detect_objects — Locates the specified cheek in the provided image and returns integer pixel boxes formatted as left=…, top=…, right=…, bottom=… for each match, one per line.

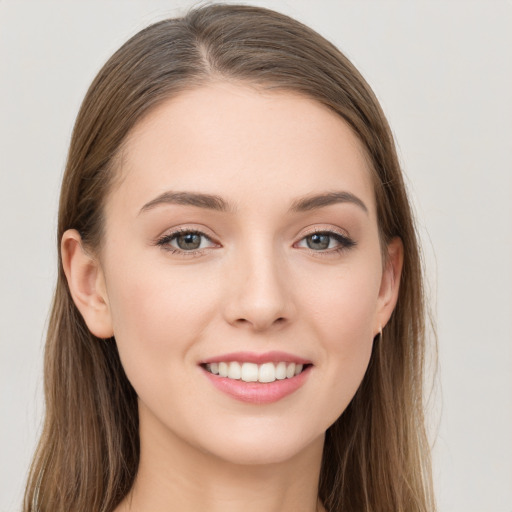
left=300, top=262, right=381, bottom=414
left=104, top=257, right=218, bottom=377
left=304, top=259, right=380, bottom=344
left=322, top=290, right=376, bottom=375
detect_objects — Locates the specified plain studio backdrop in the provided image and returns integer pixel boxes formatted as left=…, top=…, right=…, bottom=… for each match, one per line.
left=1, top=1, right=511, bottom=511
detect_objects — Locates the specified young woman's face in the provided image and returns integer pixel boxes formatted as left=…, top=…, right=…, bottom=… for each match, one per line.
left=89, top=83, right=400, bottom=465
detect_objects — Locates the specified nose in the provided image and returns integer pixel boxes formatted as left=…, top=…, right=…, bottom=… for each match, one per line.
left=222, top=245, right=295, bottom=332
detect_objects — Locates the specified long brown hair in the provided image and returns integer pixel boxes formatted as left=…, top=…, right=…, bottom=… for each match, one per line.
left=24, top=4, right=435, bottom=511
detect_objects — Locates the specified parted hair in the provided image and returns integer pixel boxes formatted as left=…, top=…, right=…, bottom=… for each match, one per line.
left=24, top=4, right=435, bottom=512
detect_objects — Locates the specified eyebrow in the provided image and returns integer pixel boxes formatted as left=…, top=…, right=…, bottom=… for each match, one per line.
left=139, top=191, right=233, bottom=214
left=289, top=191, right=368, bottom=214
left=139, top=190, right=368, bottom=215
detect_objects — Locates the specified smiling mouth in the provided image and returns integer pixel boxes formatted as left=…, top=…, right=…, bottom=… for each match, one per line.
left=202, top=361, right=311, bottom=384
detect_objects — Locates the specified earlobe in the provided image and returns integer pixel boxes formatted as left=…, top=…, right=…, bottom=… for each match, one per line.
left=375, top=237, right=404, bottom=334
left=61, top=229, right=114, bottom=338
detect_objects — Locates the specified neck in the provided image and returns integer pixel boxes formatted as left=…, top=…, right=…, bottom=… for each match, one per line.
left=116, top=407, right=326, bottom=512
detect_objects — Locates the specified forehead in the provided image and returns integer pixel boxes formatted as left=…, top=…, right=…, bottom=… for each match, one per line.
left=110, top=82, right=375, bottom=218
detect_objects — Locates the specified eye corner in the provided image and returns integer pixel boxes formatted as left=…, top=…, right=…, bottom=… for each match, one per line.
left=294, top=228, right=356, bottom=255
left=154, top=227, right=220, bottom=256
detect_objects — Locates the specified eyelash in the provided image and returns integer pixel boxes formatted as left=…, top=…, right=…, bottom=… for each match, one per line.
left=297, top=230, right=356, bottom=256
left=155, top=228, right=217, bottom=257
left=155, top=228, right=356, bottom=257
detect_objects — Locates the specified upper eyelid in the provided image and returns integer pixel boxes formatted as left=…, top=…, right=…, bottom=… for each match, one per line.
left=161, top=226, right=349, bottom=239
left=157, top=226, right=217, bottom=241
left=155, top=226, right=353, bottom=248
left=295, top=230, right=352, bottom=250
left=295, top=230, right=353, bottom=247
left=154, top=229, right=217, bottom=252
left=298, top=225, right=351, bottom=238
left=295, top=226, right=356, bottom=247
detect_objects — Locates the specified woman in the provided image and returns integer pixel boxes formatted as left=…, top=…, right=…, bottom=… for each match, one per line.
left=23, top=4, right=435, bottom=512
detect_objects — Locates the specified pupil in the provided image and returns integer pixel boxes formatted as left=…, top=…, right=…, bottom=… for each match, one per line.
left=307, top=233, right=330, bottom=250
left=178, top=233, right=201, bottom=250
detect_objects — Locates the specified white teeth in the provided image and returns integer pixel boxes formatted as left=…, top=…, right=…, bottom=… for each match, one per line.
left=227, top=361, right=241, bottom=380
left=205, top=361, right=306, bottom=383
left=258, top=362, right=275, bottom=383
left=241, top=362, right=259, bottom=382
left=286, top=363, right=296, bottom=379
left=275, top=361, right=287, bottom=380
left=218, top=362, right=229, bottom=377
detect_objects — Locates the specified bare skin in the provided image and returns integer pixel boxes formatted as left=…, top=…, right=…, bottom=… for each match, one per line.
left=62, top=82, right=402, bottom=512
left=118, top=408, right=327, bottom=512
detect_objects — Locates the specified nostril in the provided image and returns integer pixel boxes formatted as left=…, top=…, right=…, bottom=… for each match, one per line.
left=233, top=316, right=286, bottom=328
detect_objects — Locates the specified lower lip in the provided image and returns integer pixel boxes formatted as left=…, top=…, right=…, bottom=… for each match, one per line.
left=201, top=365, right=312, bottom=404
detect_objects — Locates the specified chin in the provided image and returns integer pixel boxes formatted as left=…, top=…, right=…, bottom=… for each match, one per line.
left=197, top=428, right=325, bottom=467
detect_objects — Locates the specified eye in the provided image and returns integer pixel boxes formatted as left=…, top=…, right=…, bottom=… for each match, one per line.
left=156, top=229, right=217, bottom=253
left=296, top=231, right=355, bottom=252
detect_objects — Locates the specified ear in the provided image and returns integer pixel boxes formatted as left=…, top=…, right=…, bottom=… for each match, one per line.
left=61, top=229, right=114, bottom=338
left=374, top=237, right=404, bottom=335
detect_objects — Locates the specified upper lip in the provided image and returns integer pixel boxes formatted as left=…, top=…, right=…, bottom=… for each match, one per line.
left=200, top=351, right=312, bottom=365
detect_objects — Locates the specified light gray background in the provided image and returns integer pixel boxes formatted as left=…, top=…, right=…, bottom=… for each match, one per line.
left=1, top=1, right=511, bottom=511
